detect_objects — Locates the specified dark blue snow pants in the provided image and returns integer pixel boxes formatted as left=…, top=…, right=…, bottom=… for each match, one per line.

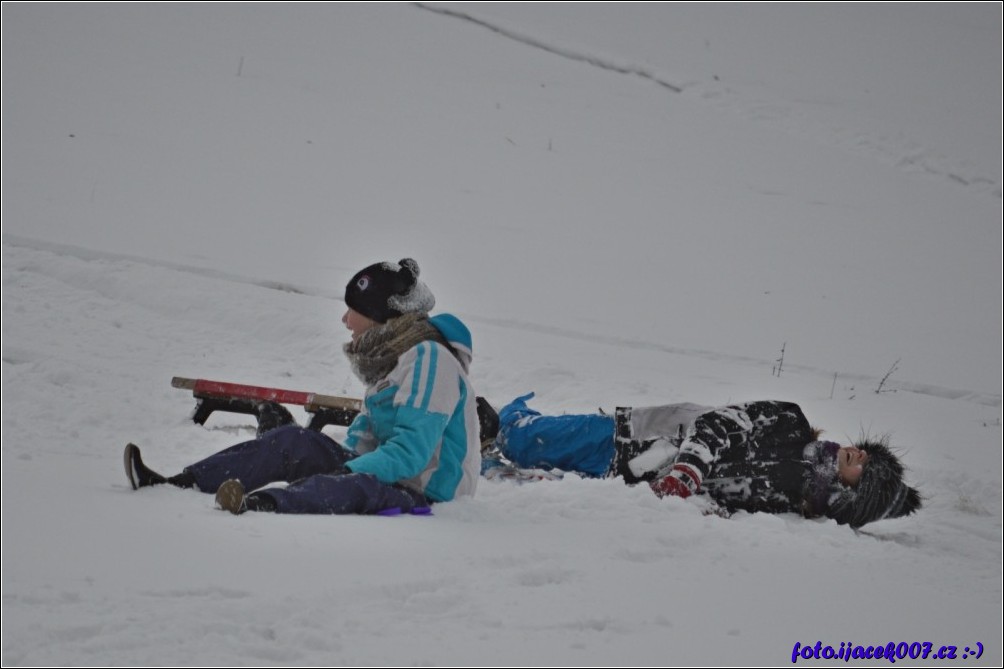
left=183, top=425, right=427, bottom=515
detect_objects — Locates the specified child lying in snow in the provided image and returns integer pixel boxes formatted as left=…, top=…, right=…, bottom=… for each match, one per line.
left=481, top=393, right=921, bottom=528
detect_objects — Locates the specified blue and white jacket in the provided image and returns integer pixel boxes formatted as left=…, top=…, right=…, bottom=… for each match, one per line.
left=344, top=314, right=480, bottom=502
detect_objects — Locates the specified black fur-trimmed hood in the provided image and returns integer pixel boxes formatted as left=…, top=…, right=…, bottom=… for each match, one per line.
left=826, top=439, right=922, bottom=528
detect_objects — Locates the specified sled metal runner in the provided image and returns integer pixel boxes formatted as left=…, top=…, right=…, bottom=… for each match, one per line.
left=171, top=376, right=361, bottom=432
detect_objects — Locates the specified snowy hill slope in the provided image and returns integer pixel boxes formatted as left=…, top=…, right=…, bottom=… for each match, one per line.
left=2, top=3, right=1001, bottom=665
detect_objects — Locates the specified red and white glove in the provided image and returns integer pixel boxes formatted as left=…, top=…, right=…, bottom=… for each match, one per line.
left=651, top=464, right=702, bottom=499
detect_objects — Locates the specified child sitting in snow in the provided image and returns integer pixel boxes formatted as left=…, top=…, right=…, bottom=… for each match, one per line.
left=124, top=258, right=481, bottom=516
left=481, top=393, right=921, bottom=528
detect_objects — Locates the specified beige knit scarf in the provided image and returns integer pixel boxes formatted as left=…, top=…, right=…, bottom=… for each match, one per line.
left=343, top=313, right=450, bottom=387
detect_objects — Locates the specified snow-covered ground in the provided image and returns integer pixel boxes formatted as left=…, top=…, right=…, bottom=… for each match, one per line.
left=2, top=3, right=1000, bottom=665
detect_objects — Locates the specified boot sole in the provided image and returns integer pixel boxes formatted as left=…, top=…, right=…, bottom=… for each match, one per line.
left=123, top=443, right=140, bottom=490
left=215, top=479, right=246, bottom=515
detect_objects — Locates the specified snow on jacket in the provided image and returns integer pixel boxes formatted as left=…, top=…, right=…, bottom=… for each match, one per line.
left=622, top=400, right=817, bottom=515
left=344, top=314, right=480, bottom=502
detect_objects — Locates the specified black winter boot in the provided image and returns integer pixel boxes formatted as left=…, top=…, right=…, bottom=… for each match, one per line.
left=255, top=401, right=297, bottom=437
left=215, top=479, right=277, bottom=514
left=606, top=408, right=658, bottom=484
left=215, top=479, right=247, bottom=514
left=476, top=396, right=500, bottom=443
left=123, top=443, right=168, bottom=490
left=166, top=470, right=197, bottom=489
left=246, top=492, right=278, bottom=513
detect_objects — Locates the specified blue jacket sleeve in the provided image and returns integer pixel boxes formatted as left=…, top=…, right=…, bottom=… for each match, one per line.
left=346, top=405, right=448, bottom=484
left=343, top=412, right=375, bottom=453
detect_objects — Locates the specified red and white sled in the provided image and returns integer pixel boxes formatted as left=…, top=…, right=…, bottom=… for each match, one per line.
left=171, top=376, right=362, bottom=432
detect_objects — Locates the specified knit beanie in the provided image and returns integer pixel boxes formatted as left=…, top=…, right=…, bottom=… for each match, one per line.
left=826, top=439, right=922, bottom=528
left=344, top=258, right=435, bottom=324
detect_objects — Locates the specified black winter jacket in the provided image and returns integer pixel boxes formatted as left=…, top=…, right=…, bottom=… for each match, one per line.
left=615, top=401, right=817, bottom=515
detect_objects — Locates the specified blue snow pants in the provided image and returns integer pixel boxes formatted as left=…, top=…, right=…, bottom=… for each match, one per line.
left=183, top=425, right=428, bottom=515
left=496, top=393, right=616, bottom=477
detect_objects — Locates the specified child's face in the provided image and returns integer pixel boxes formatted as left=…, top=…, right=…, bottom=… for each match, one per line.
left=343, top=308, right=378, bottom=341
left=836, top=446, right=869, bottom=487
